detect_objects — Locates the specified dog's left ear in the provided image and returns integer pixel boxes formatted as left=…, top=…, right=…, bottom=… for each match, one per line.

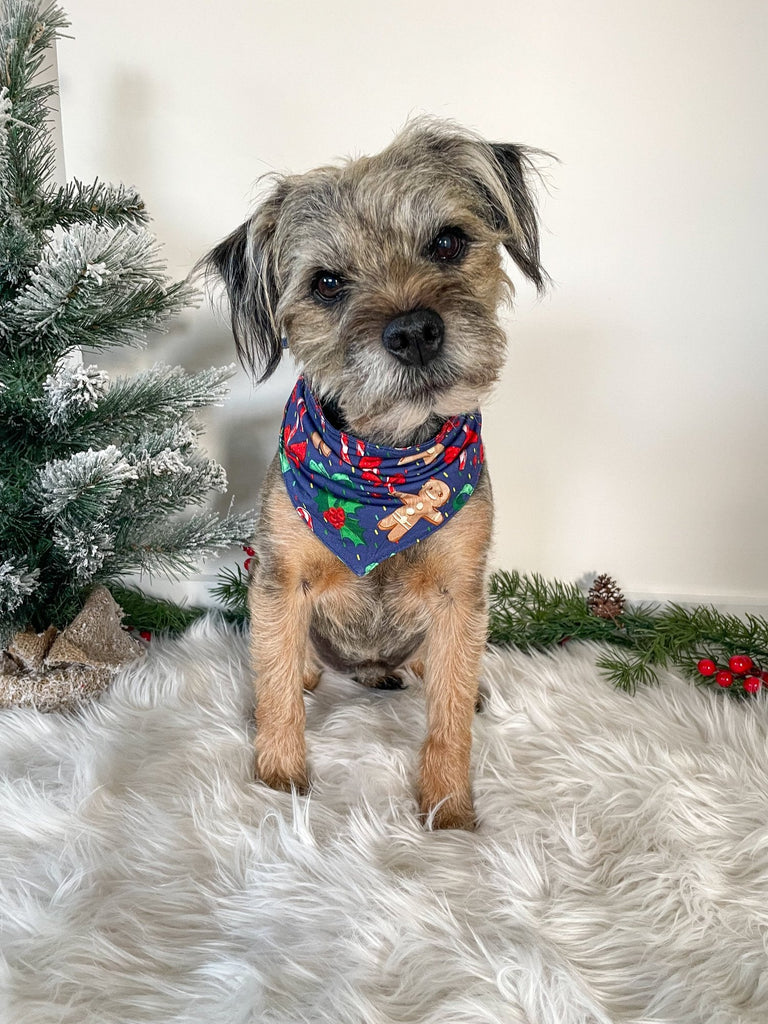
left=408, top=122, right=548, bottom=289
left=485, top=143, right=547, bottom=293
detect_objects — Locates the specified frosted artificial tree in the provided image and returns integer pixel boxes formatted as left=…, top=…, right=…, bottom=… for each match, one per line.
left=0, top=0, right=252, bottom=667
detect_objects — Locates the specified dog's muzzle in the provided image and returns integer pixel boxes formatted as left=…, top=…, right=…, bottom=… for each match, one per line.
left=382, top=308, right=444, bottom=367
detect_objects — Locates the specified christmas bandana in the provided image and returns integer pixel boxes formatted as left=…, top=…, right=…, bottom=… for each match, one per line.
left=279, top=377, right=484, bottom=576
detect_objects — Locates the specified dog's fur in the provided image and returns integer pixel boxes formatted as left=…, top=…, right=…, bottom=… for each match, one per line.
left=205, top=119, right=546, bottom=829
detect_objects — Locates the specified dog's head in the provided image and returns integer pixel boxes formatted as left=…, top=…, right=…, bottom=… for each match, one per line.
left=204, top=119, right=546, bottom=445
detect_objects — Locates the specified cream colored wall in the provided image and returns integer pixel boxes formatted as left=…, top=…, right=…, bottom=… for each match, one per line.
left=56, top=0, right=768, bottom=605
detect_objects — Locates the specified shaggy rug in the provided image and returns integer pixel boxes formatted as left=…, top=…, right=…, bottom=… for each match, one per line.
left=1, top=619, right=767, bottom=1024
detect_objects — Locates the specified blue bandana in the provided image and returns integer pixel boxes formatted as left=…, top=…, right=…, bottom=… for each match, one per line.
left=279, top=377, right=484, bottom=576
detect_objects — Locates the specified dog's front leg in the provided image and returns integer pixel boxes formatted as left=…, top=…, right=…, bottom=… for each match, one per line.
left=419, top=589, right=486, bottom=831
left=249, top=573, right=311, bottom=792
left=416, top=493, right=492, bottom=831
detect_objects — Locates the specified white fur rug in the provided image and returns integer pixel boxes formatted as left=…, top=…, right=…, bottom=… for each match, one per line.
left=1, top=619, right=768, bottom=1024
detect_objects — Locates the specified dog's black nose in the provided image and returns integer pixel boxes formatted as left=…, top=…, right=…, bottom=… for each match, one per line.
left=381, top=308, right=444, bottom=366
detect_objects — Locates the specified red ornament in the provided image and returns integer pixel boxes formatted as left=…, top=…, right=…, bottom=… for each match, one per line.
left=744, top=676, right=761, bottom=694
left=323, top=506, right=346, bottom=529
left=697, top=659, right=717, bottom=677
left=728, top=655, right=753, bottom=674
left=716, top=670, right=734, bottom=688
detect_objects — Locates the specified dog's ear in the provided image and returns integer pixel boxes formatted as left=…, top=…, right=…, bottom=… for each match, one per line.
left=483, top=143, right=548, bottom=293
left=202, top=182, right=288, bottom=382
left=403, top=121, right=549, bottom=292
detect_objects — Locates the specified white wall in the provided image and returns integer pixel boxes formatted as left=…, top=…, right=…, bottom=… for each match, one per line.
left=56, top=0, right=768, bottom=605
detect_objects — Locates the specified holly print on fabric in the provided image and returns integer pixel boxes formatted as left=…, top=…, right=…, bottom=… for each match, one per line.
left=279, top=377, right=484, bottom=576
left=315, top=488, right=365, bottom=547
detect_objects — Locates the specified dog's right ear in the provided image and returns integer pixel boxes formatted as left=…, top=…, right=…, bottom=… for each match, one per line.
left=201, top=183, right=288, bottom=383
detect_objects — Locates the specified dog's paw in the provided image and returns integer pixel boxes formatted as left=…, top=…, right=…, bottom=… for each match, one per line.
left=257, top=765, right=310, bottom=795
left=256, top=751, right=309, bottom=795
left=302, top=668, right=321, bottom=692
left=374, top=674, right=407, bottom=690
left=420, top=793, right=476, bottom=832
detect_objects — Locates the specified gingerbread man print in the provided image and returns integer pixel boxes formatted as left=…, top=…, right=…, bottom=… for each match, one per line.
left=376, top=478, right=451, bottom=543
left=310, top=430, right=331, bottom=457
left=396, top=442, right=445, bottom=467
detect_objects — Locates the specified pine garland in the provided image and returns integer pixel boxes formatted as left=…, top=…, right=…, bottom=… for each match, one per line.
left=488, top=570, right=768, bottom=695
left=110, top=585, right=208, bottom=636
left=194, top=563, right=768, bottom=696
left=211, top=563, right=250, bottom=625
left=113, top=553, right=768, bottom=700
left=108, top=569, right=250, bottom=636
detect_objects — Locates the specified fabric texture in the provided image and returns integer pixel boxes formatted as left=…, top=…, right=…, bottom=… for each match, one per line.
left=279, top=377, right=484, bottom=574
left=1, top=620, right=767, bottom=1023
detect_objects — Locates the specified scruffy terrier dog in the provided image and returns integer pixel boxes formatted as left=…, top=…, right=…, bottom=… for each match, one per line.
left=206, top=120, right=545, bottom=830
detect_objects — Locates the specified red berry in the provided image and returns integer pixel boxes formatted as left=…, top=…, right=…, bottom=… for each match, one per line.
left=323, top=507, right=346, bottom=529
left=242, top=545, right=256, bottom=557
left=139, top=630, right=152, bottom=642
left=716, top=670, right=733, bottom=688
left=697, top=659, right=717, bottom=677
left=744, top=676, right=761, bottom=694
left=761, top=671, right=768, bottom=683
left=243, top=557, right=253, bottom=571
left=728, top=655, right=753, bottom=674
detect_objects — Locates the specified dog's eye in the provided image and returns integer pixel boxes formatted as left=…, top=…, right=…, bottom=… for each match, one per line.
left=430, top=228, right=467, bottom=263
left=312, top=272, right=345, bottom=303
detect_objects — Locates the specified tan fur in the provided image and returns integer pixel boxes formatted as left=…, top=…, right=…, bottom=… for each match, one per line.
left=248, top=456, right=493, bottom=829
left=204, top=119, right=546, bottom=829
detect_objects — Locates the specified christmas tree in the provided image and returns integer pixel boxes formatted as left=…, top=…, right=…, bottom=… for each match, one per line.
left=0, top=0, right=252, bottom=646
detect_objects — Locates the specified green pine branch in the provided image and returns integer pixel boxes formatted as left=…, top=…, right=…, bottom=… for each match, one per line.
left=35, top=179, right=149, bottom=231
left=107, top=510, right=255, bottom=580
left=488, top=569, right=768, bottom=695
left=0, top=2, right=65, bottom=246
left=114, top=457, right=227, bottom=523
left=0, top=2, right=68, bottom=111
left=61, top=364, right=233, bottom=449
left=487, top=570, right=639, bottom=649
left=7, top=225, right=198, bottom=357
left=109, top=584, right=208, bottom=634
left=0, top=1, right=70, bottom=291
left=211, top=563, right=250, bottom=624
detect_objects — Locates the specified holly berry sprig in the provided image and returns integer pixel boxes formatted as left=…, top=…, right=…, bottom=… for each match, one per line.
left=697, top=654, right=765, bottom=694
left=242, top=545, right=256, bottom=572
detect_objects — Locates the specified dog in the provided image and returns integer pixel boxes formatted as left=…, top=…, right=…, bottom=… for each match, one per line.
left=204, top=119, right=546, bottom=830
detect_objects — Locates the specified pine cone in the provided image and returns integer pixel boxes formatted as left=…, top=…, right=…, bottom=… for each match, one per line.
left=587, top=574, right=625, bottom=619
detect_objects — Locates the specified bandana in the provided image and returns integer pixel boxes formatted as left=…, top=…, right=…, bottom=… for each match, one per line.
left=279, top=376, right=484, bottom=576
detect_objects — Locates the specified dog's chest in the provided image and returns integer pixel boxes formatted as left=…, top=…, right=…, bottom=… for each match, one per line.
left=307, top=551, right=430, bottom=677
left=256, top=454, right=492, bottom=683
